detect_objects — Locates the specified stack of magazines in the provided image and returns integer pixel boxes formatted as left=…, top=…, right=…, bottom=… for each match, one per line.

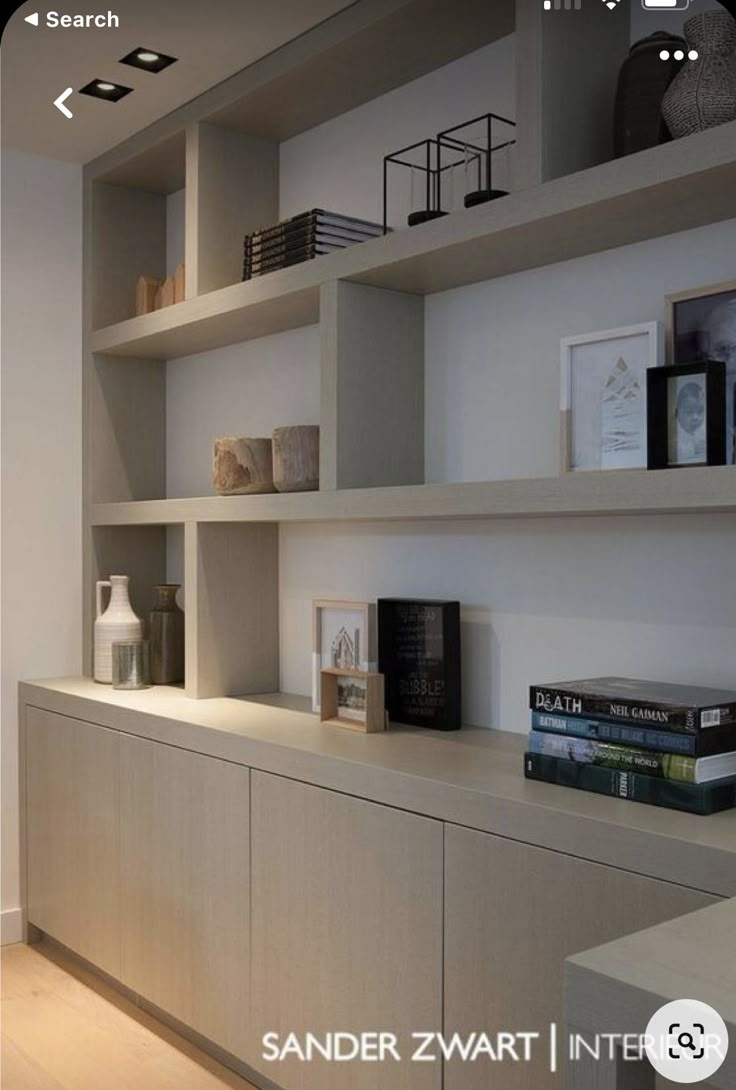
left=524, top=677, right=736, bottom=815
left=243, top=209, right=385, bottom=281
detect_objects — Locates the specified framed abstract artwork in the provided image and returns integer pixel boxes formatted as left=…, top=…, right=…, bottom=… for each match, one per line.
left=560, top=322, right=664, bottom=472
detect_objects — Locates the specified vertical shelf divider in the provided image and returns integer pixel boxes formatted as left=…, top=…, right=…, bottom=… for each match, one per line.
left=184, top=521, right=279, bottom=699
left=320, top=279, right=425, bottom=491
left=186, top=121, right=280, bottom=298
left=514, top=0, right=629, bottom=188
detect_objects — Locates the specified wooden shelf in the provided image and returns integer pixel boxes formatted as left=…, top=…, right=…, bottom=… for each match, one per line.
left=90, top=466, right=736, bottom=527
left=90, top=122, right=736, bottom=361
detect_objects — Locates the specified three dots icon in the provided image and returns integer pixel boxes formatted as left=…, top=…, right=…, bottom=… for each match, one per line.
left=660, top=48, right=699, bottom=60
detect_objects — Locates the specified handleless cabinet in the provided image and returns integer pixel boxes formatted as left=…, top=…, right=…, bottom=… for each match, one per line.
left=249, top=770, right=444, bottom=1090
left=443, top=825, right=718, bottom=1090
left=25, top=706, right=121, bottom=977
left=119, top=735, right=251, bottom=1060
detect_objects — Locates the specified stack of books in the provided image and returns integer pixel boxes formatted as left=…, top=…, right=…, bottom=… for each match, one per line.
left=524, top=677, right=736, bottom=815
left=242, top=209, right=385, bottom=281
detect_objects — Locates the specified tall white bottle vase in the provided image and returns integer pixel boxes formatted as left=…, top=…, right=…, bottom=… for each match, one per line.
left=94, top=575, right=143, bottom=683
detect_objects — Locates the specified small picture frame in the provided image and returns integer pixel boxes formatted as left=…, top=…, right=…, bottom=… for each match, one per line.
left=560, top=322, right=664, bottom=472
left=312, top=600, right=377, bottom=714
left=666, top=280, right=736, bottom=464
left=647, top=361, right=726, bottom=469
left=320, top=668, right=386, bottom=733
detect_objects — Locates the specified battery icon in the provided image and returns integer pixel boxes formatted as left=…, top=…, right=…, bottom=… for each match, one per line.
left=642, top=0, right=690, bottom=9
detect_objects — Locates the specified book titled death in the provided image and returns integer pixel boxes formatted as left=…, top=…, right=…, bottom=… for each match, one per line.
left=378, top=599, right=461, bottom=730
left=524, top=752, right=736, bottom=815
left=530, top=677, right=736, bottom=734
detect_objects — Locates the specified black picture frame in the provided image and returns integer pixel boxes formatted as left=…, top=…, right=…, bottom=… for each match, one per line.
left=378, top=599, right=461, bottom=731
left=647, top=361, right=726, bottom=470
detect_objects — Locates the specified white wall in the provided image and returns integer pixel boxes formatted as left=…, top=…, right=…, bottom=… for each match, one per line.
left=425, top=218, right=736, bottom=482
left=166, top=326, right=320, bottom=499
left=1, top=150, right=83, bottom=944
left=280, top=36, right=516, bottom=225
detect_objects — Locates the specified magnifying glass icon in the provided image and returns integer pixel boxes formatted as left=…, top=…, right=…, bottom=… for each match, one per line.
left=678, top=1032, right=697, bottom=1052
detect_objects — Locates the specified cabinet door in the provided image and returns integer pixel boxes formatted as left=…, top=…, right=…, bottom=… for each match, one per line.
left=25, top=706, right=120, bottom=976
left=119, top=736, right=250, bottom=1060
left=250, top=771, right=443, bottom=1090
left=444, top=825, right=717, bottom=1090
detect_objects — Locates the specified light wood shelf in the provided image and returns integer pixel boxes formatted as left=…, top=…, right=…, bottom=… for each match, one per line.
left=90, top=121, right=736, bottom=361
left=91, top=467, right=736, bottom=526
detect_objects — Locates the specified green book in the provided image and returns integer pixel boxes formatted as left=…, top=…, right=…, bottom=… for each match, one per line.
left=528, top=729, right=736, bottom=784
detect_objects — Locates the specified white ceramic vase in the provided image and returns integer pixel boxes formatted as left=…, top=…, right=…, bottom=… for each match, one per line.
left=94, top=575, right=143, bottom=683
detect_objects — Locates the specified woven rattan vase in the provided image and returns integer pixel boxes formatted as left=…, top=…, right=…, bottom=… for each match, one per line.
left=662, top=11, right=736, bottom=138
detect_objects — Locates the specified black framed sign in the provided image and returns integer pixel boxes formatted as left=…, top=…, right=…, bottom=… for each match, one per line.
left=378, top=599, right=461, bottom=731
left=647, top=361, right=726, bottom=470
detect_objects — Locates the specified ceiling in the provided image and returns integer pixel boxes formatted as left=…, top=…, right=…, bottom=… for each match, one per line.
left=1, top=0, right=353, bottom=164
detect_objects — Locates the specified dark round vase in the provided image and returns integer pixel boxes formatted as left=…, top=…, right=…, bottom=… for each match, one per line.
left=150, top=584, right=184, bottom=685
left=613, top=32, right=686, bottom=157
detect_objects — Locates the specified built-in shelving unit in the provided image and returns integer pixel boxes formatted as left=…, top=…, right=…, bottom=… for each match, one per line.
left=82, top=0, right=736, bottom=702
left=90, top=121, right=736, bottom=361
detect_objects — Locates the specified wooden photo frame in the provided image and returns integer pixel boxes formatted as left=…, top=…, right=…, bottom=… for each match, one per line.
left=560, top=322, right=664, bottom=473
left=320, top=668, right=386, bottom=733
left=666, top=280, right=736, bottom=465
left=647, top=361, right=726, bottom=470
left=312, top=600, right=377, bottom=713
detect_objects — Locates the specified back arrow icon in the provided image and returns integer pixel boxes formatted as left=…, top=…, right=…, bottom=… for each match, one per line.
left=54, top=88, right=73, bottom=119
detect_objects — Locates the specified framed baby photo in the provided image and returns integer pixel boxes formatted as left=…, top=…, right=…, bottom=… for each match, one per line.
left=647, top=361, right=726, bottom=470
left=560, top=322, right=664, bottom=472
left=311, top=600, right=377, bottom=713
left=666, top=280, right=736, bottom=464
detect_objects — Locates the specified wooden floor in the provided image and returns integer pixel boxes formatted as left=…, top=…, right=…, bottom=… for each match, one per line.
left=1, top=942, right=258, bottom=1090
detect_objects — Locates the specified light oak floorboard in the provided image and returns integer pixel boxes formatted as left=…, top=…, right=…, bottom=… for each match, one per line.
left=0, top=943, right=257, bottom=1090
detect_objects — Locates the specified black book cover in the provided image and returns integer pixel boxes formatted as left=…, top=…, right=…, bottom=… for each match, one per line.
left=529, top=677, right=736, bottom=734
left=524, top=751, right=736, bottom=815
left=378, top=599, right=461, bottom=731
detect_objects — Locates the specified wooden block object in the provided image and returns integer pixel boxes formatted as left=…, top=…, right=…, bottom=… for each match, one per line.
left=272, top=425, right=320, bottom=492
left=212, top=437, right=275, bottom=495
left=160, top=276, right=176, bottom=309
left=320, top=668, right=386, bottom=733
left=135, top=275, right=162, bottom=317
left=174, top=264, right=186, bottom=304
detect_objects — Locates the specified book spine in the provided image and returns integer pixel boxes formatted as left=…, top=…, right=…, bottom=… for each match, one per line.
left=524, top=752, right=735, bottom=815
left=530, top=685, right=706, bottom=732
left=527, top=730, right=696, bottom=782
left=243, top=250, right=320, bottom=279
left=247, top=225, right=376, bottom=255
left=247, top=213, right=382, bottom=248
left=530, top=711, right=698, bottom=756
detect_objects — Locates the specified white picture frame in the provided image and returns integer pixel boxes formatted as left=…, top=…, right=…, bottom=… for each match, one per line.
left=560, top=321, right=664, bottom=472
left=311, top=600, right=377, bottom=713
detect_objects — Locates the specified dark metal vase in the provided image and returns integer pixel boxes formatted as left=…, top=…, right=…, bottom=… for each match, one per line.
left=613, top=32, right=685, bottom=158
left=150, top=584, right=184, bottom=685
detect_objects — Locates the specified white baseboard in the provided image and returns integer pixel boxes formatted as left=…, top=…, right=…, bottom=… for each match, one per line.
left=1, top=908, right=23, bottom=946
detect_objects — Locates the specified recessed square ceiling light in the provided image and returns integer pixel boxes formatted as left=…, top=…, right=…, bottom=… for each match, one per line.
left=79, top=79, right=133, bottom=102
left=120, top=47, right=178, bottom=73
